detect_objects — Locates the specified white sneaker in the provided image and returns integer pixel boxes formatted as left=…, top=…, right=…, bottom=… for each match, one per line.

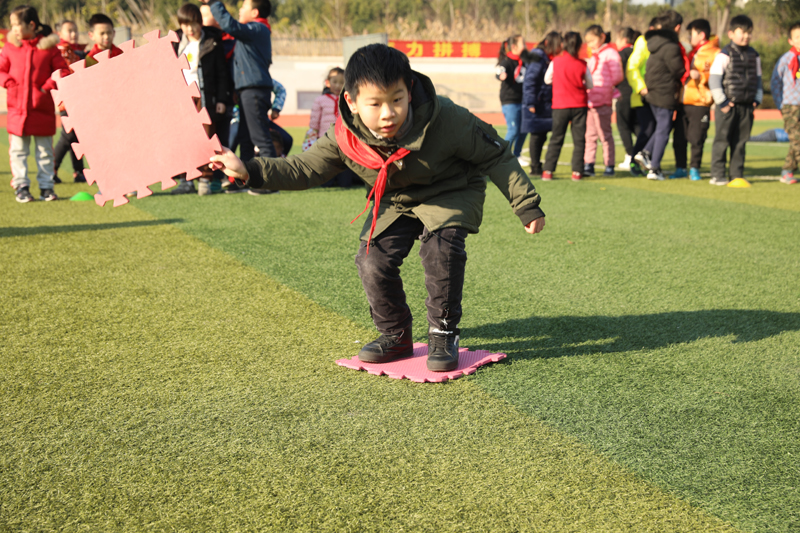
left=634, top=152, right=652, bottom=170
left=646, top=169, right=665, bottom=181
left=709, top=177, right=729, bottom=186
left=617, top=154, right=632, bottom=171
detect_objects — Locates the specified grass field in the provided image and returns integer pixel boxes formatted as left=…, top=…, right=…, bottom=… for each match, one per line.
left=1, top=120, right=798, bottom=532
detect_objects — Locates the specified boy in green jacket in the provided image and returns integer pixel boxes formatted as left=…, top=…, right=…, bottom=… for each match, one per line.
left=211, top=44, right=546, bottom=372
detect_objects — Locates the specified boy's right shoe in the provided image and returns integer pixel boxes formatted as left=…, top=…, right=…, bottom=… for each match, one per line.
left=689, top=168, right=702, bottom=181
left=669, top=168, right=687, bottom=179
left=709, top=177, right=730, bottom=186
left=603, top=166, right=615, bottom=176
left=582, top=163, right=595, bottom=177
left=15, top=186, right=34, bottom=203
left=427, top=327, right=460, bottom=372
left=197, top=178, right=212, bottom=196
left=617, top=154, right=632, bottom=171
left=541, top=171, right=553, bottom=181
left=629, top=161, right=644, bottom=176
left=40, top=188, right=58, bottom=201
left=571, top=171, right=582, bottom=181
left=74, top=171, right=86, bottom=183
left=357, top=328, right=414, bottom=364
left=780, top=170, right=798, bottom=184
left=634, top=151, right=652, bottom=170
left=646, top=169, right=665, bottom=181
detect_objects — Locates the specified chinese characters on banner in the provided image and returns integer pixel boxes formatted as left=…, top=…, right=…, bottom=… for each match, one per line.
left=389, top=40, right=501, bottom=58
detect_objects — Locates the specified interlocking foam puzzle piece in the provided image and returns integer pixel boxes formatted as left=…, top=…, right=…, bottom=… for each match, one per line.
left=51, top=30, right=221, bottom=207
left=336, top=342, right=506, bottom=383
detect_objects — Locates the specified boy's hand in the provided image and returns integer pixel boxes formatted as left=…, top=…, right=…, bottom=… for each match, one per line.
left=216, top=102, right=226, bottom=115
left=270, top=109, right=280, bottom=120
left=209, top=147, right=248, bottom=182
left=720, top=103, right=732, bottom=114
left=528, top=106, right=536, bottom=113
left=524, top=217, right=545, bottom=235
left=640, top=87, right=648, bottom=96
left=689, top=69, right=700, bottom=80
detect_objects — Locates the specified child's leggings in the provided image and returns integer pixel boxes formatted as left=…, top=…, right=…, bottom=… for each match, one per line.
left=584, top=106, right=614, bottom=166
left=544, top=107, right=587, bottom=173
left=9, top=135, right=54, bottom=190
left=781, top=104, right=800, bottom=172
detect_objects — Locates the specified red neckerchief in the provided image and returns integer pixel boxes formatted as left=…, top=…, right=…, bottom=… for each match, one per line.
left=506, top=51, right=523, bottom=79
left=335, top=116, right=410, bottom=253
left=590, top=43, right=608, bottom=74
left=326, top=93, right=339, bottom=117
left=687, top=39, right=707, bottom=70
left=618, top=43, right=632, bottom=51
left=254, top=17, right=271, bottom=30
left=679, top=42, right=690, bottom=84
left=88, top=44, right=123, bottom=59
left=789, top=47, right=800, bottom=85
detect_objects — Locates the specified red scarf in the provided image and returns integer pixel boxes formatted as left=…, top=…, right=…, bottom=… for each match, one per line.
left=326, top=93, right=339, bottom=117
left=679, top=43, right=690, bottom=84
left=87, top=44, right=123, bottom=59
left=254, top=17, right=271, bottom=30
left=590, top=43, right=608, bottom=74
left=687, top=39, right=707, bottom=70
left=617, top=43, right=632, bottom=51
left=506, top=51, right=523, bottom=80
left=334, top=116, right=410, bottom=253
left=789, top=47, right=800, bottom=85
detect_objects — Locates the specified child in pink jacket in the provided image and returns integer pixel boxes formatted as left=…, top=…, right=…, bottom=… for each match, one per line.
left=303, top=67, right=344, bottom=151
left=583, top=25, right=624, bottom=176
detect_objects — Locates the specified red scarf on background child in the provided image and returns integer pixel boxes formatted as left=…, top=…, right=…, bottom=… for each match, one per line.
left=687, top=39, right=707, bottom=69
left=254, top=17, right=271, bottom=30
left=326, top=93, right=339, bottom=117
left=334, top=116, right=410, bottom=253
left=617, top=43, right=632, bottom=52
left=789, top=47, right=800, bottom=85
left=87, top=43, right=123, bottom=59
left=506, top=51, right=523, bottom=80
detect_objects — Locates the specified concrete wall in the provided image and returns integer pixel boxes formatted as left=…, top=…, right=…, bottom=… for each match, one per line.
left=0, top=55, right=501, bottom=117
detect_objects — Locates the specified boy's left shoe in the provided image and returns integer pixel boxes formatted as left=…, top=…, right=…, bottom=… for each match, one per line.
left=40, top=188, right=58, bottom=201
left=689, top=168, right=702, bottom=181
left=427, top=327, right=460, bottom=372
left=603, top=166, right=615, bottom=176
left=571, top=172, right=582, bottom=181
left=646, top=169, right=665, bottom=181
left=780, top=170, right=798, bottom=184
left=669, top=168, right=687, bottom=179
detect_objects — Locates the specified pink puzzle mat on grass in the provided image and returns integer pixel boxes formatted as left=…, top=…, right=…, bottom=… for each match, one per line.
left=336, top=342, right=506, bottom=383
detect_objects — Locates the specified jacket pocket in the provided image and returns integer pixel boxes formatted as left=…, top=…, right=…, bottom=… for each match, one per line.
left=7, top=84, right=19, bottom=110
left=31, top=85, right=46, bottom=111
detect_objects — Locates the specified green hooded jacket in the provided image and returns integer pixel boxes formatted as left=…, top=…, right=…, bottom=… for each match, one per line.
left=244, top=71, right=544, bottom=241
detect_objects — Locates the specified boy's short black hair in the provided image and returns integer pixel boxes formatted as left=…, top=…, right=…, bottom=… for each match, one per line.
left=657, top=9, right=683, bottom=30
left=729, top=14, right=754, bottom=32
left=687, top=18, right=711, bottom=40
left=618, top=26, right=640, bottom=44
left=250, top=0, right=271, bottom=19
left=88, top=13, right=114, bottom=29
left=789, top=22, right=800, bottom=37
left=344, top=44, right=413, bottom=100
left=177, top=3, right=202, bottom=25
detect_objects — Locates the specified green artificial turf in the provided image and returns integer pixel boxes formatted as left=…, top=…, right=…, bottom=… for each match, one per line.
left=2, top=122, right=798, bottom=531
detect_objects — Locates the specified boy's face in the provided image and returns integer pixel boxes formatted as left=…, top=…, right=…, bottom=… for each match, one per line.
left=788, top=28, right=800, bottom=50
left=10, top=14, right=36, bottom=41
left=200, top=5, right=219, bottom=28
left=59, top=22, right=78, bottom=43
left=238, top=0, right=258, bottom=24
left=615, top=35, right=628, bottom=48
left=690, top=28, right=706, bottom=48
left=343, top=79, right=410, bottom=139
left=328, top=74, right=345, bottom=95
left=181, top=22, right=202, bottom=41
left=89, top=23, right=115, bottom=49
left=728, top=27, right=752, bottom=47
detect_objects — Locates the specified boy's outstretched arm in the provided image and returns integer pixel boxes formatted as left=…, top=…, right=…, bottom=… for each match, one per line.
left=210, top=148, right=248, bottom=182
left=525, top=217, right=546, bottom=234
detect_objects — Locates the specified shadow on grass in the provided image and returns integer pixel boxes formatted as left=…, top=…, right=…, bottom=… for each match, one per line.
left=0, top=219, right=184, bottom=238
left=463, top=310, right=800, bottom=359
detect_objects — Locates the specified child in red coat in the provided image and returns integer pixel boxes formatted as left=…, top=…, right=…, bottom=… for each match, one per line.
left=0, top=5, right=70, bottom=202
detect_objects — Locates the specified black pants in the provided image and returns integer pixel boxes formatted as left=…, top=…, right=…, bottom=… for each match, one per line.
left=632, top=103, right=655, bottom=155
left=674, top=105, right=711, bottom=169
left=615, top=96, right=638, bottom=157
left=544, top=107, right=587, bottom=173
left=528, top=131, right=548, bottom=174
left=711, top=103, right=754, bottom=179
left=54, top=125, right=83, bottom=174
left=238, top=87, right=277, bottom=159
left=355, top=215, right=468, bottom=336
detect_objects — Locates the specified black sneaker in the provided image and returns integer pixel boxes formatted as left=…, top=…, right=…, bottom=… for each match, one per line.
left=247, top=188, right=279, bottom=196
left=358, top=327, right=413, bottom=364
left=40, top=188, right=58, bottom=201
left=74, top=172, right=86, bottom=183
left=427, top=327, right=460, bottom=372
left=53, top=174, right=62, bottom=184
left=582, top=163, right=595, bottom=177
left=225, top=181, right=249, bottom=194
left=15, top=186, right=34, bottom=203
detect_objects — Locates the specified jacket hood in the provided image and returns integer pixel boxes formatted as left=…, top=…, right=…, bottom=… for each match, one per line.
left=7, top=31, right=59, bottom=50
left=338, top=70, right=439, bottom=152
left=645, top=28, right=679, bottom=53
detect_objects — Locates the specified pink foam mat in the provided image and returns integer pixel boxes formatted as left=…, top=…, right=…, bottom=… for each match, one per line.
left=336, top=342, right=506, bottom=383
